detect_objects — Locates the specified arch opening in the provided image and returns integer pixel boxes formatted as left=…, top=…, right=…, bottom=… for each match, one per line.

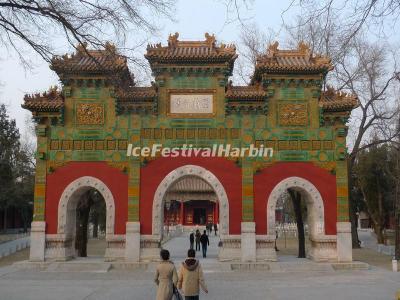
left=57, top=176, right=115, bottom=259
left=152, top=165, right=229, bottom=240
left=267, top=177, right=328, bottom=260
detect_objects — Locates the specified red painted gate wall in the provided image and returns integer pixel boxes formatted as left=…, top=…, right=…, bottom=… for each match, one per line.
left=140, top=157, right=242, bottom=235
left=45, top=162, right=128, bottom=234
left=254, top=162, right=337, bottom=235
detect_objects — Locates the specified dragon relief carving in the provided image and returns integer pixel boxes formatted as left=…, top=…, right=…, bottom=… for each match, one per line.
left=76, top=103, right=104, bottom=125
left=279, top=103, right=308, bottom=126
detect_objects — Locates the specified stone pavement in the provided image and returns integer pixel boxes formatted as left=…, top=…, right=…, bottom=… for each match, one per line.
left=1, top=261, right=400, bottom=300
left=0, top=232, right=400, bottom=300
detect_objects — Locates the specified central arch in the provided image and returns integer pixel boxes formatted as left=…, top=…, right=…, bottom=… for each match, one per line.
left=152, top=165, right=229, bottom=238
left=267, top=176, right=325, bottom=239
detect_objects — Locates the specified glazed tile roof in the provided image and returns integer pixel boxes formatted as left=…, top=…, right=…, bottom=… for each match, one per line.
left=116, top=86, right=157, bottom=101
left=22, top=88, right=64, bottom=112
left=225, top=84, right=267, bottom=101
left=145, top=33, right=237, bottom=65
left=51, top=43, right=131, bottom=79
left=319, top=87, right=358, bottom=112
left=255, top=41, right=333, bottom=74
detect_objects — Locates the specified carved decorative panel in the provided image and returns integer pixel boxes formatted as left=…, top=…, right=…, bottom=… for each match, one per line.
left=279, top=103, right=308, bottom=126
left=169, top=94, right=213, bottom=114
left=76, top=103, right=104, bottom=125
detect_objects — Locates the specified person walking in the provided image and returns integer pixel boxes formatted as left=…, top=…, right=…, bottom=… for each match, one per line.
left=200, top=230, right=209, bottom=258
left=178, top=249, right=208, bottom=300
left=154, top=249, right=178, bottom=300
left=195, top=230, right=201, bottom=251
left=213, top=223, right=218, bottom=236
left=189, top=231, right=194, bottom=250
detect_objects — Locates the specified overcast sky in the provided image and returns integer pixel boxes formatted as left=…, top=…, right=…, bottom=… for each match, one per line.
left=0, top=1, right=300, bottom=134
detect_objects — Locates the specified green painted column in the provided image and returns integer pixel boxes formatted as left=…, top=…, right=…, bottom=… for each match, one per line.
left=241, top=160, right=254, bottom=222
left=335, top=127, right=350, bottom=222
left=128, top=129, right=141, bottom=222
left=33, top=125, right=48, bottom=221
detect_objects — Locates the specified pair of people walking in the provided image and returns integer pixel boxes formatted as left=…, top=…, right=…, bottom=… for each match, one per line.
left=189, top=230, right=209, bottom=258
left=155, top=249, right=208, bottom=300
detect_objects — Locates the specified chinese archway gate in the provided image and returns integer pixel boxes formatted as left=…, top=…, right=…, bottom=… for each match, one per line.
left=24, top=34, right=357, bottom=262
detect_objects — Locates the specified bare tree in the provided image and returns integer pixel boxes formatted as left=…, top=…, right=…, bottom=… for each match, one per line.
left=239, top=14, right=400, bottom=247
left=236, top=25, right=276, bottom=84
left=393, top=116, right=400, bottom=261
left=0, top=0, right=175, bottom=66
left=284, top=0, right=400, bottom=47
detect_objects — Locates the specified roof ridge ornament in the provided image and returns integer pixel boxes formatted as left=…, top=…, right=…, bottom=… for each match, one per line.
left=267, top=41, right=279, bottom=57
left=168, top=32, right=179, bottom=47
left=298, top=41, right=310, bottom=55
left=205, top=32, right=216, bottom=47
left=76, top=42, right=88, bottom=56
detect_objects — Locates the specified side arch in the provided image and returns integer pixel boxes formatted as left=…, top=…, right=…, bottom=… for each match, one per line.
left=267, top=176, right=325, bottom=238
left=57, top=176, right=115, bottom=237
left=152, top=165, right=229, bottom=238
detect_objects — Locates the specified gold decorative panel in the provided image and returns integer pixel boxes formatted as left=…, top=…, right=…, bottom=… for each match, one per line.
left=279, top=103, right=308, bottom=126
left=76, top=103, right=104, bottom=125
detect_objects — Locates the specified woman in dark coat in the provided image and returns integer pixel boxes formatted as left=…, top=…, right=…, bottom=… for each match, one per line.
left=195, top=229, right=201, bottom=251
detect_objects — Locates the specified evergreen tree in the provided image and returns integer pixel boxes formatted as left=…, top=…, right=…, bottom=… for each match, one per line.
left=0, top=104, right=34, bottom=231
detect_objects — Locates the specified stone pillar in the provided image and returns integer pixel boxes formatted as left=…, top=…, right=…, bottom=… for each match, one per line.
left=29, top=221, right=46, bottom=262
left=337, top=222, right=352, bottom=262
left=125, top=222, right=141, bottom=262
left=241, top=222, right=256, bottom=262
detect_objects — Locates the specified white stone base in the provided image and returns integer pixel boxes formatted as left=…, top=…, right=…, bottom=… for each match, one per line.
left=104, top=235, right=125, bottom=261
left=125, top=222, right=141, bottom=262
left=29, top=221, right=46, bottom=262
left=392, top=259, right=398, bottom=272
left=309, top=235, right=337, bottom=262
left=256, top=235, right=277, bottom=261
left=139, top=235, right=161, bottom=262
left=44, top=234, right=74, bottom=261
left=241, top=222, right=256, bottom=262
left=336, top=222, right=352, bottom=262
left=218, top=235, right=241, bottom=261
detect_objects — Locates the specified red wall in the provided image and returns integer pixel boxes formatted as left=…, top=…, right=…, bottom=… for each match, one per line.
left=140, top=157, right=242, bottom=235
left=254, top=162, right=337, bottom=235
left=45, top=162, right=128, bottom=234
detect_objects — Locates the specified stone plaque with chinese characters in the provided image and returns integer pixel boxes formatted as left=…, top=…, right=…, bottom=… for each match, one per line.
left=279, top=103, right=308, bottom=126
left=170, top=94, right=213, bottom=114
left=76, top=103, right=104, bottom=125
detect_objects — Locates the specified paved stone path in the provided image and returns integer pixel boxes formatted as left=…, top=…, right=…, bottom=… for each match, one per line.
left=0, top=233, right=399, bottom=300
left=163, top=232, right=219, bottom=259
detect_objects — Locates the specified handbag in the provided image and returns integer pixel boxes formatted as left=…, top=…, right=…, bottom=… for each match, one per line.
left=173, top=285, right=183, bottom=300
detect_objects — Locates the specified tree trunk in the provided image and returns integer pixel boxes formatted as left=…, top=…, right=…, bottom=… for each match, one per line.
left=92, top=212, right=98, bottom=238
left=396, top=213, right=400, bottom=260
left=395, top=145, right=400, bottom=260
left=376, top=183, right=386, bottom=245
left=348, top=158, right=361, bottom=248
left=288, top=189, right=306, bottom=258
left=75, top=191, right=92, bottom=257
left=375, top=223, right=385, bottom=244
left=76, top=206, right=90, bottom=257
left=3, top=207, right=7, bottom=232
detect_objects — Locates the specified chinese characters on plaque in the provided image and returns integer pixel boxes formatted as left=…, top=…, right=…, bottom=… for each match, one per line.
left=170, top=94, right=213, bottom=114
